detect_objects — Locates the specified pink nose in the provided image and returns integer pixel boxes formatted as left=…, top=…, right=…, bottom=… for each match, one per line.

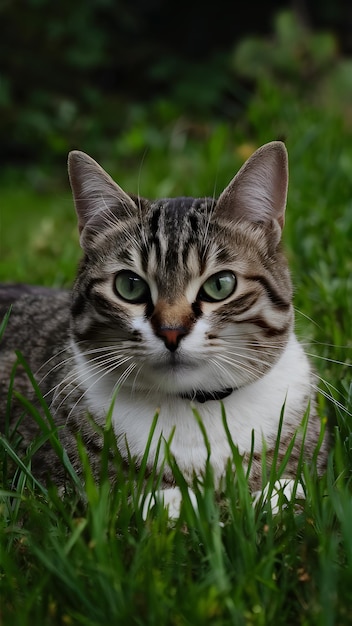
left=157, top=326, right=187, bottom=352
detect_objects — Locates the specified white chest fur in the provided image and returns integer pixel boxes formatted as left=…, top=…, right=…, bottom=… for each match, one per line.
left=71, top=333, right=312, bottom=484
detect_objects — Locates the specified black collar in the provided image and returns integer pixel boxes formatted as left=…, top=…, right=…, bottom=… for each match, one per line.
left=180, top=387, right=234, bottom=404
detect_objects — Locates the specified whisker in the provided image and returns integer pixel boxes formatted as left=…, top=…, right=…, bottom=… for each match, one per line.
left=305, top=353, right=352, bottom=368
left=35, top=345, right=72, bottom=377
left=45, top=349, right=131, bottom=396
left=37, top=340, right=139, bottom=385
left=50, top=353, right=134, bottom=410
left=67, top=361, right=138, bottom=421
left=308, top=374, right=352, bottom=418
left=294, top=307, right=322, bottom=328
left=214, top=354, right=265, bottom=382
left=112, top=362, right=138, bottom=395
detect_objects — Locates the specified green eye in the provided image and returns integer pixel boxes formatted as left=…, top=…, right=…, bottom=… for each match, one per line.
left=200, top=271, right=236, bottom=302
left=114, top=271, right=150, bottom=303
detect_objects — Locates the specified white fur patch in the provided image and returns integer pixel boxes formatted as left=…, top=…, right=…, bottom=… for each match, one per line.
left=72, top=330, right=312, bottom=493
left=141, top=486, right=198, bottom=520
left=253, top=479, right=306, bottom=515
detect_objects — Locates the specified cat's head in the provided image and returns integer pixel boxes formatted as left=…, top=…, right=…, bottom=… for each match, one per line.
left=67, top=142, right=293, bottom=397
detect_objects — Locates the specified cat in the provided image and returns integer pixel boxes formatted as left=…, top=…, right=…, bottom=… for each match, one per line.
left=0, top=141, right=328, bottom=515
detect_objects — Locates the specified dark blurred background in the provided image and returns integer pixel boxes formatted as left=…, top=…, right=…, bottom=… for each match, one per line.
left=0, top=0, right=351, bottom=169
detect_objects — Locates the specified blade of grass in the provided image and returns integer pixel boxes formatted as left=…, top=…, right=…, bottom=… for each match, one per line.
left=0, top=306, right=11, bottom=340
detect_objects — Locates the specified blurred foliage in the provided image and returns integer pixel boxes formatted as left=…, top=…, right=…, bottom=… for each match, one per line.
left=0, top=0, right=259, bottom=167
left=233, top=10, right=352, bottom=119
left=233, top=10, right=338, bottom=82
left=0, top=2, right=351, bottom=174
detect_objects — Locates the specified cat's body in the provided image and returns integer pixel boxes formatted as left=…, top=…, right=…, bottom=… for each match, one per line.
left=0, top=142, right=328, bottom=501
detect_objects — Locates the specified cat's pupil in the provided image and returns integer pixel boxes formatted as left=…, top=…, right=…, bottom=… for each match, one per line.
left=215, top=278, right=222, bottom=292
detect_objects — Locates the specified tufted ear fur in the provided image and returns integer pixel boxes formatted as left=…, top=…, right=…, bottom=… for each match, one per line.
left=215, top=141, right=288, bottom=230
left=68, top=150, right=138, bottom=236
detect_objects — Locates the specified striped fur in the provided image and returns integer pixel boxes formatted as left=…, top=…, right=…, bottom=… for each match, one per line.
left=0, top=142, right=328, bottom=495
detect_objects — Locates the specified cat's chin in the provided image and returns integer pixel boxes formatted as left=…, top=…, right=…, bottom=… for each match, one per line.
left=151, top=355, right=195, bottom=372
left=138, top=357, right=224, bottom=396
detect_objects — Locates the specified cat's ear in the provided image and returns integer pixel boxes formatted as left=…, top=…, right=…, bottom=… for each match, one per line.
left=216, top=141, right=288, bottom=230
left=68, top=151, right=137, bottom=235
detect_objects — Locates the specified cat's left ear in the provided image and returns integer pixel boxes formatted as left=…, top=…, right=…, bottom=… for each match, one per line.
left=68, top=150, right=138, bottom=236
left=216, top=141, right=288, bottom=230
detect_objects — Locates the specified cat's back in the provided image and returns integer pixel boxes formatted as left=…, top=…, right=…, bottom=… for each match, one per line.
left=0, top=284, right=71, bottom=406
left=0, top=284, right=70, bottom=347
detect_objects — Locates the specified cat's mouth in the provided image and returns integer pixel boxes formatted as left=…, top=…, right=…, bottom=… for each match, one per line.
left=152, top=353, right=195, bottom=371
left=146, top=354, right=206, bottom=395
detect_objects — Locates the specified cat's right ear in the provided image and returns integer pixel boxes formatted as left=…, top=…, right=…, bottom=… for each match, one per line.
left=68, top=151, right=138, bottom=237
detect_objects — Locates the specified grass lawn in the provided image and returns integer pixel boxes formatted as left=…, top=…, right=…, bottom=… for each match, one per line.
left=1, top=101, right=352, bottom=624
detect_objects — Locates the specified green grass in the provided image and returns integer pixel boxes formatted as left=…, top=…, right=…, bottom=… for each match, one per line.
left=1, top=76, right=352, bottom=624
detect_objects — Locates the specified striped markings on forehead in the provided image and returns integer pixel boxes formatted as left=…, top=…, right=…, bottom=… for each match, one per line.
left=145, top=197, right=214, bottom=276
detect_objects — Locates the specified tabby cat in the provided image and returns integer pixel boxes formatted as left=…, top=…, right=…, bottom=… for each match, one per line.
left=0, top=141, right=327, bottom=513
